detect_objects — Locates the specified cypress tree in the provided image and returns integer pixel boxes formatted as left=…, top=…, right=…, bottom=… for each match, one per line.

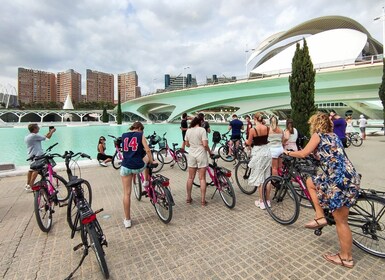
left=378, top=58, right=385, bottom=135
left=288, top=39, right=317, bottom=137
left=116, top=92, right=122, bottom=124
left=102, top=106, right=108, bottom=123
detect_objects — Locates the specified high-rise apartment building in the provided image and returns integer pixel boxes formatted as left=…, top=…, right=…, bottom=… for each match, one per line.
left=18, top=68, right=56, bottom=104
left=164, top=74, right=197, bottom=91
left=57, top=69, right=81, bottom=104
left=86, top=69, right=114, bottom=103
left=118, top=71, right=141, bottom=102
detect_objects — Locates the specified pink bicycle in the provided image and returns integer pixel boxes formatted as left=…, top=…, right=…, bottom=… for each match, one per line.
left=108, top=134, right=123, bottom=169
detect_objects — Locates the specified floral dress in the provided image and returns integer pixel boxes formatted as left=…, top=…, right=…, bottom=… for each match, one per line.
left=312, top=133, right=360, bottom=211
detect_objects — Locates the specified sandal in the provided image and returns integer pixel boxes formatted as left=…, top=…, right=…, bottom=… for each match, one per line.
left=304, top=217, right=327, bottom=229
left=323, top=253, right=354, bottom=269
left=201, top=200, right=208, bottom=207
left=186, top=198, right=193, bottom=204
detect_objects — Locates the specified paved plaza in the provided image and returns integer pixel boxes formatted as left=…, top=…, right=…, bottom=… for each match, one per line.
left=0, top=136, right=384, bottom=280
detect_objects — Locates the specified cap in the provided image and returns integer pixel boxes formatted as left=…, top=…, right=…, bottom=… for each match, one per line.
left=360, top=114, right=364, bottom=118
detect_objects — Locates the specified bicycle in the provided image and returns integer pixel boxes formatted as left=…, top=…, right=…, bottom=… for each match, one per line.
left=156, top=132, right=188, bottom=171
left=346, top=132, right=363, bottom=147
left=192, top=155, right=236, bottom=208
left=234, top=157, right=256, bottom=195
left=108, top=134, right=123, bottom=169
left=217, top=132, right=247, bottom=163
left=28, top=143, right=69, bottom=232
left=132, top=163, right=174, bottom=223
left=63, top=151, right=109, bottom=279
left=261, top=154, right=385, bottom=258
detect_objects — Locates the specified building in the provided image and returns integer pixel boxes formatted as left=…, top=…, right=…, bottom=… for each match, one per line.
left=206, top=75, right=236, bottom=84
left=86, top=69, right=114, bottom=103
left=18, top=68, right=56, bottom=104
left=118, top=71, right=141, bottom=102
left=164, top=74, right=197, bottom=91
left=57, top=69, right=81, bottom=104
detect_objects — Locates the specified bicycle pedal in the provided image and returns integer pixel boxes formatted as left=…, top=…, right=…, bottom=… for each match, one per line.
left=73, top=243, right=83, bottom=251
left=59, top=203, right=68, bottom=207
left=141, top=191, right=148, bottom=197
left=51, top=209, right=55, bottom=214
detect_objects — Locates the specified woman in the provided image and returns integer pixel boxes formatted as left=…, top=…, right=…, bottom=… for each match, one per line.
left=120, top=122, right=153, bottom=228
left=284, top=112, right=360, bottom=268
left=185, top=117, right=212, bottom=207
left=246, top=112, right=272, bottom=210
left=283, top=119, right=298, bottom=151
left=268, top=116, right=284, bottom=177
left=97, top=136, right=113, bottom=167
left=345, top=116, right=355, bottom=136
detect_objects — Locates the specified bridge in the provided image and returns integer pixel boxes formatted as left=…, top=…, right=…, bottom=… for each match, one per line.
left=121, top=61, right=383, bottom=122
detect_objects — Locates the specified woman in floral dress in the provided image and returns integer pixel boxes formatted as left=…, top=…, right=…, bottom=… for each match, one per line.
left=284, top=112, right=360, bottom=268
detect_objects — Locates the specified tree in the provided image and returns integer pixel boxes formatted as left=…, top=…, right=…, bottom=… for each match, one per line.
left=288, top=39, right=317, bottom=137
left=116, top=92, right=122, bottom=124
left=102, top=106, right=108, bottom=123
left=378, top=58, right=385, bottom=135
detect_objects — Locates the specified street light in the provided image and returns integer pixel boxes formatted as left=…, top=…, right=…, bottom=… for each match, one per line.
left=183, top=66, right=190, bottom=88
left=374, top=6, right=385, bottom=57
left=245, top=47, right=255, bottom=78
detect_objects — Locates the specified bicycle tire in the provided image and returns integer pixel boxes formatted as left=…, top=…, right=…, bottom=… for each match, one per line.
left=133, top=173, right=142, bottom=201
left=234, top=161, right=256, bottom=194
left=217, top=173, right=236, bottom=209
left=218, top=145, right=234, bottom=162
left=350, top=194, right=385, bottom=258
left=88, top=224, right=110, bottom=279
left=152, top=150, right=164, bottom=173
left=175, top=150, right=188, bottom=171
left=112, top=151, right=122, bottom=169
left=236, top=149, right=248, bottom=162
left=34, top=186, right=53, bottom=232
left=262, top=176, right=300, bottom=225
left=158, top=148, right=173, bottom=164
left=53, top=173, right=69, bottom=202
left=153, top=184, right=173, bottom=224
left=67, top=180, right=93, bottom=231
left=351, top=135, right=363, bottom=147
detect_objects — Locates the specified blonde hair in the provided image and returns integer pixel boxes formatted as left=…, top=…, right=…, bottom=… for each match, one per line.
left=308, top=112, right=333, bottom=134
left=253, top=112, right=264, bottom=123
left=270, top=115, right=279, bottom=131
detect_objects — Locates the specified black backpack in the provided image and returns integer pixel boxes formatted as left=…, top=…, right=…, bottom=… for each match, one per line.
left=212, top=131, right=221, bottom=143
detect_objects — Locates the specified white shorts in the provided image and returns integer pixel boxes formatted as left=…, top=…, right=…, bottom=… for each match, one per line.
left=270, top=146, right=284, bottom=158
left=187, top=154, right=208, bottom=168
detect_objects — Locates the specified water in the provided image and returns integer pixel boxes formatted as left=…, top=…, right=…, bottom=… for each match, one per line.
left=0, top=123, right=230, bottom=167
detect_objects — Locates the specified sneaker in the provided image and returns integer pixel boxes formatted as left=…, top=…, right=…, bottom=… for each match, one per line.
left=226, top=155, right=233, bottom=160
left=266, top=200, right=271, bottom=208
left=254, top=200, right=260, bottom=207
left=123, top=219, right=131, bottom=228
left=259, top=200, right=266, bottom=210
left=143, top=181, right=149, bottom=187
left=25, top=184, right=32, bottom=192
left=99, top=162, right=108, bottom=167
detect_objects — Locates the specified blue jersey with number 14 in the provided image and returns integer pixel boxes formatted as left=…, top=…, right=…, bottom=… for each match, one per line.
left=121, top=131, right=145, bottom=169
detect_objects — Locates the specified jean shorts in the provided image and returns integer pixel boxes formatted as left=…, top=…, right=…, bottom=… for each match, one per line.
left=120, top=165, right=146, bottom=176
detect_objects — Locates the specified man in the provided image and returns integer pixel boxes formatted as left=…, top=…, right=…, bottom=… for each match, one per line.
left=227, top=114, right=244, bottom=158
left=358, top=114, right=367, bottom=140
left=24, top=124, right=56, bottom=191
left=329, top=110, right=347, bottom=148
left=245, top=115, right=253, bottom=140
left=198, top=113, right=211, bottom=134
left=180, top=113, right=189, bottom=152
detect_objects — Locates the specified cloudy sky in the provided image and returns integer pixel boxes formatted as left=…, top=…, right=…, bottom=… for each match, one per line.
left=0, top=0, right=383, bottom=96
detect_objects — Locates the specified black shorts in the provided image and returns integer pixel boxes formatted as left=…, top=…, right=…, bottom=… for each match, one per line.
left=230, top=135, right=241, bottom=141
left=97, top=153, right=113, bottom=161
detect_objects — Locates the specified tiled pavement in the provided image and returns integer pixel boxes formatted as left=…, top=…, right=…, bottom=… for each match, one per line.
left=0, top=137, right=384, bottom=280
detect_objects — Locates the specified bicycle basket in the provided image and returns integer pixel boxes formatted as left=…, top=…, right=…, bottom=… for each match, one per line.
left=48, top=158, right=56, bottom=167
left=158, top=139, right=166, bottom=149
left=149, top=135, right=161, bottom=145
left=297, top=162, right=318, bottom=176
left=30, top=158, right=46, bottom=170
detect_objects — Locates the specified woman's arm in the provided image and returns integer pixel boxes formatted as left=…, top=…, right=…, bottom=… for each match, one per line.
left=245, top=128, right=255, bottom=146
left=283, top=129, right=290, bottom=145
left=285, top=133, right=320, bottom=158
left=142, top=134, right=154, bottom=163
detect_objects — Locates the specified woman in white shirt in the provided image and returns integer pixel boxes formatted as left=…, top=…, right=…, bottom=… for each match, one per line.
left=283, top=119, right=298, bottom=151
left=268, top=116, right=284, bottom=177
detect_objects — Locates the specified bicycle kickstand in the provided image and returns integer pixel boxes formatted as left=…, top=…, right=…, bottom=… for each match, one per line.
left=210, top=188, right=218, bottom=199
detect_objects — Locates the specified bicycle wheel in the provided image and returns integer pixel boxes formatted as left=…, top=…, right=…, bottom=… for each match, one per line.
left=351, top=134, right=363, bottom=147
left=133, top=173, right=142, bottom=201
left=262, top=176, right=299, bottom=225
left=112, top=151, right=122, bottom=169
left=152, top=150, right=164, bottom=173
left=218, top=145, right=234, bottom=162
left=234, top=161, right=257, bottom=195
left=158, top=148, right=173, bottom=164
left=53, top=173, right=69, bottom=202
left=236, top=149, right=248, bottom=162
left=350, top=194, right=385, bottom=258
left=217, top=173, right=236, bottom=209
left=193, top=169, right=213, bottom=187
left=34, top=186, right=53, bottom=232
left=346, top=138, right=352, bottom=147
left=88, top=224, right=110, bottom=279
left=67, top=180, right=93, bottom=231
left=175, top=150, right=188, bottom=171
left=153, top=184, right=173, bottom=224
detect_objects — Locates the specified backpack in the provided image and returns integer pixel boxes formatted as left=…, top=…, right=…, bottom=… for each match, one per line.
left=212, top=131, right=221, bottom=143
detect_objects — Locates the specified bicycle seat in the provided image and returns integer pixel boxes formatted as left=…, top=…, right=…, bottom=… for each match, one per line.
left=210, top=154, right=220, bottom=160
left=148, top=162, right=159, bottom=169
left=66, top=177, right=86, bottom=188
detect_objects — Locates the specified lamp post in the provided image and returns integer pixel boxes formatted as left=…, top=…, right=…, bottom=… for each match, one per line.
left=374, top=6, right=385, bottom=57
left=183, top=66, right=190, bottom=88
left=245, top=47, right=255, bottom=78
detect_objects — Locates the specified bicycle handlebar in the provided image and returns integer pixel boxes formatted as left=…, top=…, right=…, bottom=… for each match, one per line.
left=46, top=142, right=59, bottom=152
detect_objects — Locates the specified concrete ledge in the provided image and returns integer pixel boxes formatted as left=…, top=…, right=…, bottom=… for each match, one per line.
left=0, top=163, right=15, bottom=171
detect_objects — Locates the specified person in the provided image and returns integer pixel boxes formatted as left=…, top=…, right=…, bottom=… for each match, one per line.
left=358, top=114, right=367, bottom=140
left=120, top=122, right=154, bottom=228
left=97, top=136, right=113, bottom=167
left=185, top=117, right=212, bottom=207
left=245, top=115, right=253, bottom=141
left=180, top=113, right=189, bottom=151
left=330, top=110, right=347, bottom=148
left=283, top=119, right=298, bottom=151
left=198, top=112, right=211, bottom=134
left=284, top=112, right=360, bottom=268
left=227, top=114, right=244, bottom=159
left=245, top=112, right=272, bottom=209
left=24, top=124, right=56, bottom=192
left=345, top=116, right=355, bottom=136
left=268, top=116, right=284, bottom=178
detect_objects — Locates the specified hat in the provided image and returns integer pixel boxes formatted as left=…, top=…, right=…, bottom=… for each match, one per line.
left=360, top=114, right=364, bottom=118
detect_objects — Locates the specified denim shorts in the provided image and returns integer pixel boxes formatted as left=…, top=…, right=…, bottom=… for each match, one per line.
left=120, top=165, right=145, bottom=176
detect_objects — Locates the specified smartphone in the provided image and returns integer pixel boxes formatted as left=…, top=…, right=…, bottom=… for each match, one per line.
left=49, top=126, right=55, bottom=130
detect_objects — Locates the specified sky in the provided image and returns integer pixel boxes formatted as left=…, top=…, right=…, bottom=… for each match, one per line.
left=0, top=0, right=383, bottom=97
